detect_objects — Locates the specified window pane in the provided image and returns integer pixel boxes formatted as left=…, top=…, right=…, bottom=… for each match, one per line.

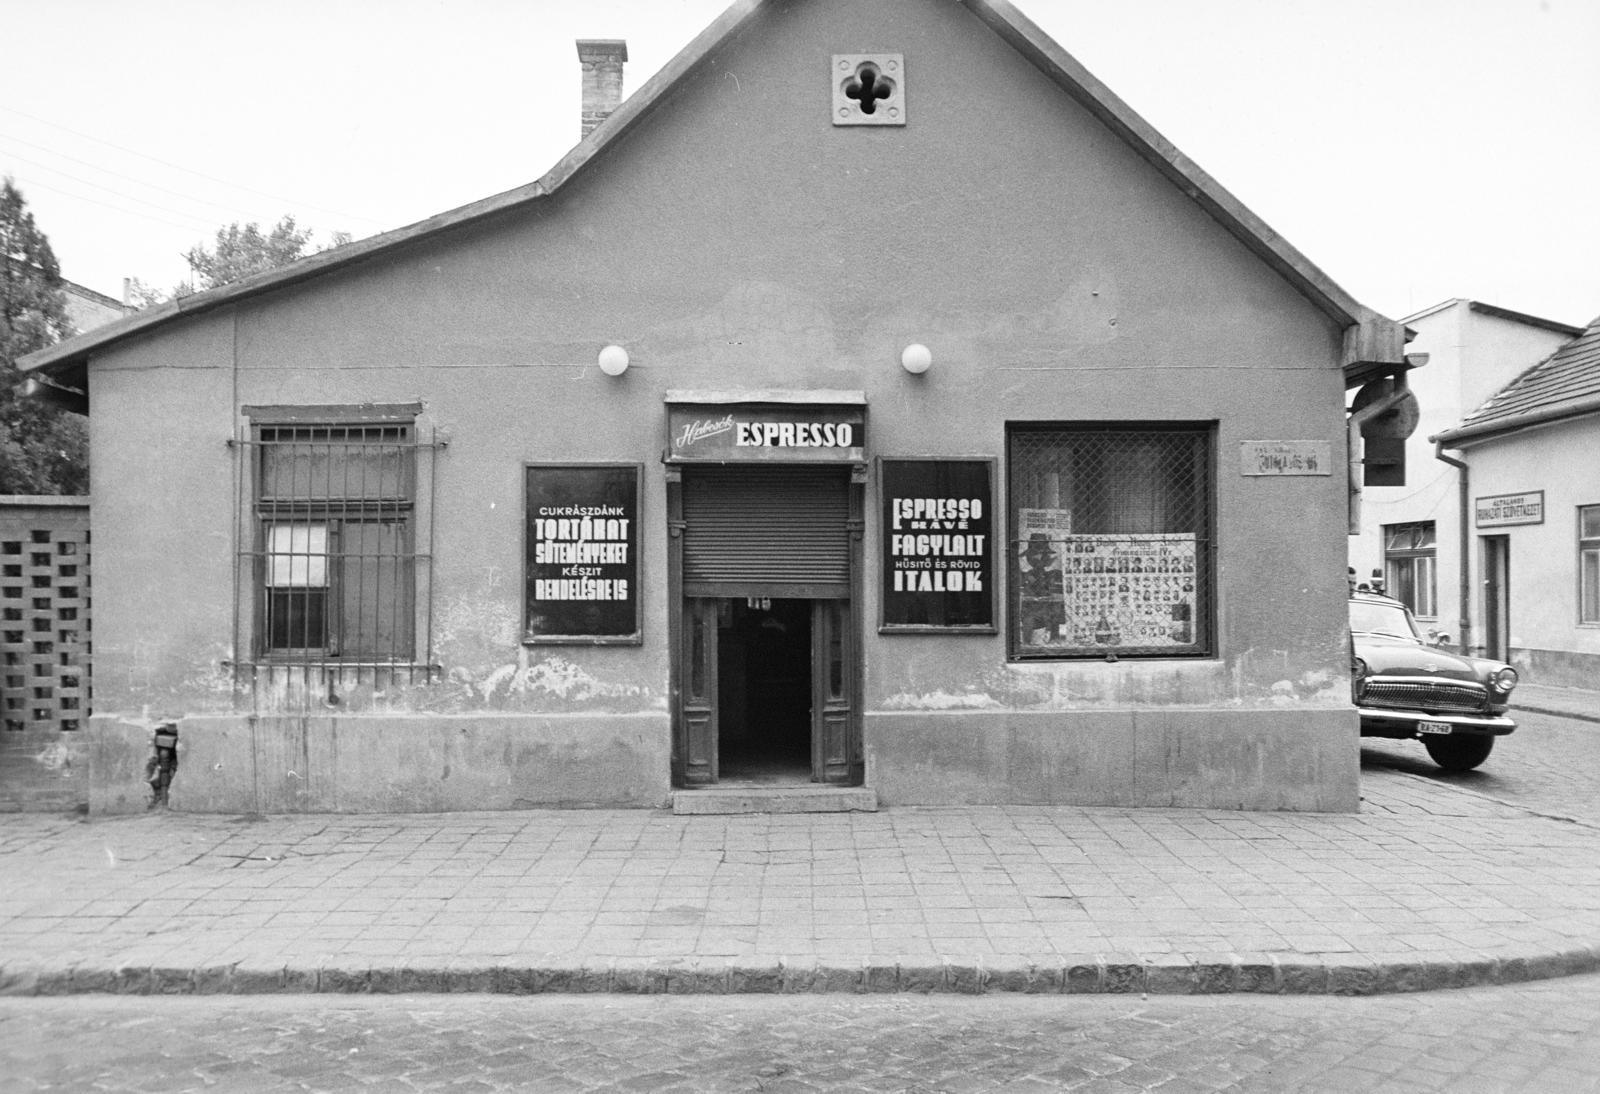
left=1009, top=426, right=1209, bottom=658
left=266, top=524, right=327, bottom=587
left=259, top=426, right=412, bottom=502
left=1416, top=556, right=1436, bottom=617
left=1582, top=506, right=1600, bottom=542
left=1582, top=548, right=1600, bottom=624
left=339, top=521, right=413, bottom=659
left=266, top=588, right=327, bottom=650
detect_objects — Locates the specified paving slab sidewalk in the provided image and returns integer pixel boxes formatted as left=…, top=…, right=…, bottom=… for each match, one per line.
left=3, top=768, right=1599, bottom=998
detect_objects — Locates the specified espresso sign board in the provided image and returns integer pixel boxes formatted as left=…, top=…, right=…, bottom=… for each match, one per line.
left=525, top=464, right=641, bottom=643
left=880, top=458, right=995, bottom=632
left=667, top=404, right=865, bottom=463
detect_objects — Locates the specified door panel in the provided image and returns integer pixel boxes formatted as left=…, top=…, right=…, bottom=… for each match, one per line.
left=812, top=599, right=855, bottom=785
left=680, top=597, right=718, bottom=785
left=1483, top=536, right=1510, bottom=662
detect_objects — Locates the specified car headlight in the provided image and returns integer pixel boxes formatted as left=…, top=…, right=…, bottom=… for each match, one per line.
left=1352, top=656, right=1367, bottom=680
left=1490, top=666, right=1518, bottom=692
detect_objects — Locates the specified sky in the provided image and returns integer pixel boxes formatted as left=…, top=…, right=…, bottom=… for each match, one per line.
left=2, top=0, right=1597, bottom=327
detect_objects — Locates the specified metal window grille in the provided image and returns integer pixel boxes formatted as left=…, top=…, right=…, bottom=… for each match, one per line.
left=233, top=419, right=442, bottom=706
left=1383, top=521, right=1437, bottom=617
left=1008, top=424, right=1213, bottom=659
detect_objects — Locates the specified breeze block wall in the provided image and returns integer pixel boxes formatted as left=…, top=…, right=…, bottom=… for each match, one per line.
left=0, top=496, right=91, bottom=812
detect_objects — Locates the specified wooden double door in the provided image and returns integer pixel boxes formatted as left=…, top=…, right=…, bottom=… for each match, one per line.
left=676, top=596, right=856, bottom=786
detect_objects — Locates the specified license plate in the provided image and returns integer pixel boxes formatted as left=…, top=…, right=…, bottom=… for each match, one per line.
left=1416, top=720, right=1453, bottom=735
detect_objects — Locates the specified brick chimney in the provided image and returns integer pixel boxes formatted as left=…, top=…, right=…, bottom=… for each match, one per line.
left=577, top=39, right=628, bottom=139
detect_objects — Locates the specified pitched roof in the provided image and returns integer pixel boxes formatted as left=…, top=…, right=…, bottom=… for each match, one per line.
left=1433, top=313, right=1600, bottom=447
left=20, top=0, right=1405, bottom=390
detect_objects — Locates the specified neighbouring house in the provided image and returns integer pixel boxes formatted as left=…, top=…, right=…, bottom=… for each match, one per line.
left=61, top=278, right=134, bottom=336
left=1349, top=299, right=1582, bottom=646
left=0, top=278, right=129, bottom=812
left=20, top=0, right=1407, bottom=816
left=1431, top=312, right=1600, bottom=686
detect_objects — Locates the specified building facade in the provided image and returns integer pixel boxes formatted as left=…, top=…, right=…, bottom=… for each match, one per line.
left=1432, top=314, right=1600, bottom=686
left=23, top=0, right=1405, bottom=815
left=1349, top=299, right=1581, bottom=649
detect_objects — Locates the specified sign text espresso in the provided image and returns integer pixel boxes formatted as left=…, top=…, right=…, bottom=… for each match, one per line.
left=668, top=405, right=865, bottom=462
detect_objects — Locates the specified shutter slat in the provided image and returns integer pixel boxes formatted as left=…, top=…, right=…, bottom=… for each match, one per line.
left=683, top=467, right=849, bottom=585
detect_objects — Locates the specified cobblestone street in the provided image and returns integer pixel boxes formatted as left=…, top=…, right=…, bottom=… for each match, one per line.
left=5, top=973, right=1600, bottom=1092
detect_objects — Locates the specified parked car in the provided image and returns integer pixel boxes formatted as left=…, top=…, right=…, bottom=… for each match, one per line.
left=1349, top=591, right=1517, bottom=771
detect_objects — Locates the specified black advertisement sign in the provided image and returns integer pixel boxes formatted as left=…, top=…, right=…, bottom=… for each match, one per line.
left=880, top=458, right=995, bottom=632
left=667, top=403, right=865, bottom=463
left=524, top=464, right=641, bottom=643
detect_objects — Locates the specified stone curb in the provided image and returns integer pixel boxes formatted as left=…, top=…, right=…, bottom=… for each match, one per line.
left=1518, top=703, right=1600, bottom=726
left=4, top=944, right=1598, bottom=997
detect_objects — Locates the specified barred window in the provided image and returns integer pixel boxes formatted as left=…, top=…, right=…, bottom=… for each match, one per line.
left=1008, top=424, right=1213, bottom=659
left=251, top=420, right=416, bottom=661
left=1383, top=521, right=1436, bottom=618
left=1580, top=506, right=1600, bottom=624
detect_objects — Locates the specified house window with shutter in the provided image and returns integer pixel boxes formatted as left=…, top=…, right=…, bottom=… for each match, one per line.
left=239, top=407, right=436, bottom=669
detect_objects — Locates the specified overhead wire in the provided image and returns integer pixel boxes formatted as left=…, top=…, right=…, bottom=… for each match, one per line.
left=0, top=104, right=389, bottom=229
left=1, top=149, right=225, bottom=233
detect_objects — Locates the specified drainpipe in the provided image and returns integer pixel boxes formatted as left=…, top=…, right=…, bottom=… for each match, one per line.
left=1434, top=439, right=1472, bottom=656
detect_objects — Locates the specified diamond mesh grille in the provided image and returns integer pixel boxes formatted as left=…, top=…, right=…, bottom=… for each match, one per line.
left=1008, top=425, right=1212, bottom=658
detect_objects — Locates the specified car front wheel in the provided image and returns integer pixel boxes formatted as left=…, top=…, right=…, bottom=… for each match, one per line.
left=1423, top=735, right=1495, bottom=771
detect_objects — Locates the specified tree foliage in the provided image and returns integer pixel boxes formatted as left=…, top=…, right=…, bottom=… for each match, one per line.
left=185, top=215, right=315, bottom=291
left=0, top=177, right=87, bottom=495
left=130, top=216, right=352, bottom=308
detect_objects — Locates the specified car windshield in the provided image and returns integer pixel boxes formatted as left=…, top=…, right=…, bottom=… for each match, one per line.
left=1349, top=599, right=1420, bottom=640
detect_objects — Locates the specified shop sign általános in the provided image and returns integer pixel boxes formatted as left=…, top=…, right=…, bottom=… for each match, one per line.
left=1475, top=490, right=1544, bottom=528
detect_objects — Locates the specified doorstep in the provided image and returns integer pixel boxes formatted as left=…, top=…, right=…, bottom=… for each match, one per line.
left=670, top=785, right=879, bottom=815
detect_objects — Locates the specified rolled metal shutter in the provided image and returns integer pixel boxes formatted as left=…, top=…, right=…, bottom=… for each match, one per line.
left=682, top=466, right=850, bottom=592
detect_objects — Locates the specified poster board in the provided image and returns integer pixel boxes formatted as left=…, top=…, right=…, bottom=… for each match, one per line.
left=880, top=458, right=995, bottom=632
left=1017, top=530, right=1199, bottom=654
left=524, top=464, right=642, bottom=644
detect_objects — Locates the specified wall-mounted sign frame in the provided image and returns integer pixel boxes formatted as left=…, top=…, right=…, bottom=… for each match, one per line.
left=879, top=457, right=995, bottom=633
left=524, top=463, right=642, bottom=644
left=1475, top=490, right=1544, bottom=528
left=666, top=397, right=866, bottom=464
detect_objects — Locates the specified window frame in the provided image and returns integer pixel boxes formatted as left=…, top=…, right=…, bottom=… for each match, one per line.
left=245, top=404, right=422, bottom=666
left=1579, top=504, right=1600, bottom=626
left=1383, top=521, right=1437, bottom=619
left=1004, top=421, right=1216, bottom=662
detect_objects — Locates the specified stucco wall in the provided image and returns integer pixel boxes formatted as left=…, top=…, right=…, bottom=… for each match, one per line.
left=1460, top=418, right=1600, bottom=685
left=1351, top=301, right=1576, bottom=641
left=83, top=0, right=1360, bottom=812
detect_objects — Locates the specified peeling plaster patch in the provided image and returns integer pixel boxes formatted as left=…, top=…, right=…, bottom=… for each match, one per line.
left=444, top=653, right=660, bottom=711
left=883, top=689, right=1002, bottom=711
left=32, top=741, right=75, bottom=774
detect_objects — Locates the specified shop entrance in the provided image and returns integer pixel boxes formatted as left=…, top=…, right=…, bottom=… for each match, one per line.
left=718, top=597, right=811, bottom=780
left=678, top=596, right=854, bottom=785
left=670, top=462, right=862, bottom=788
